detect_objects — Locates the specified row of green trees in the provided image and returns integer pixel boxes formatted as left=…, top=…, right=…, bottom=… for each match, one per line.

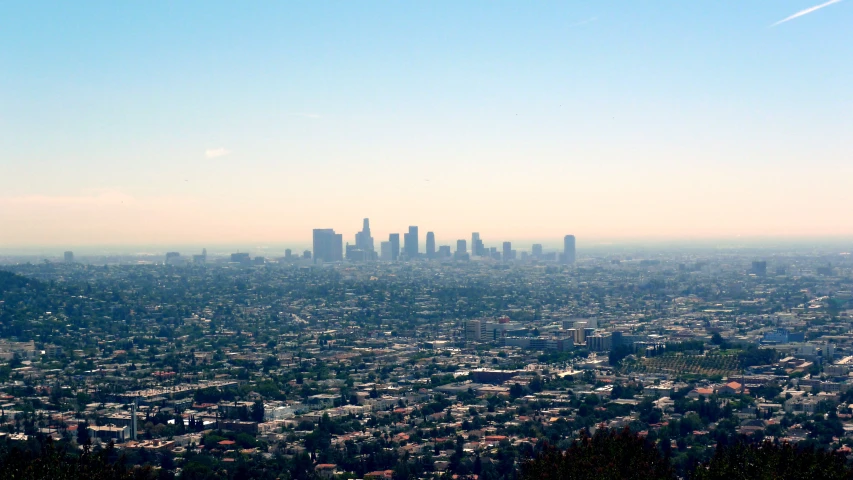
left=520, top=428, right=853, bottom=480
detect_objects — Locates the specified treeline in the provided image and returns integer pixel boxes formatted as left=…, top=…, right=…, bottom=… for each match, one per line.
left=520, top=428, right=853, bottom=480
left=0, top=439, right=156, bottom=480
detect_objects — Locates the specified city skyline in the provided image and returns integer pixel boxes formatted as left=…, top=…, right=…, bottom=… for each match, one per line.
left=3, top=2, right=853, bottom=477
left=2, top=2, right=852, bottom=246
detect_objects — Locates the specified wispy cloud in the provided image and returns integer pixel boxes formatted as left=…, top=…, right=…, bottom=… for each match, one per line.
left=569, top=16, right=597, bottom=27
left=205, top=147, right=231, bottom=158
left=771, top=0, right=843, bottom=27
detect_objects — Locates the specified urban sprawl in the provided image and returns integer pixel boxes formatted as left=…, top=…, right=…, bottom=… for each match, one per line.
left=1, top=221, right=852, bottom=478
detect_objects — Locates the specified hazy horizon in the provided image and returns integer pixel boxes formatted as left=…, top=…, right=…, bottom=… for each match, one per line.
left=3, top=2, right=851, bottom=247
left=2, top=234, right=852, bottom=258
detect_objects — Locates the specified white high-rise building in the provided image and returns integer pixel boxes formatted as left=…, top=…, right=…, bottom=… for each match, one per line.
left=465, top=320, right=484, bottom=341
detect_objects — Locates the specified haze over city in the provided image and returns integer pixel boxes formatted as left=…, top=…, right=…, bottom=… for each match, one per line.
left=2, top=1, right=852, bottom=248
left=5, top=3, right=853, bottom=480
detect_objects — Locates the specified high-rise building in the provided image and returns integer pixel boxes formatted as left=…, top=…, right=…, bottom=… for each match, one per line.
left=230, top=252, right=251, bottom=265
left=193, top=248, right=207, bottom=264
left=63, top=251, right=74, bottom=263
left=165, top=252, right=181, bottom=265
left=465, top=320, right=484, bottom=342
left=455, top=239, right=469, bottom=260
left=471, top=232, right=485, bottom=257
left=502, top=242, right=514, bottom=261
left=354, top=218, right=375, bottom=254
left=587, top=333, right=613, bottom=352
left=388, top=233, right=400, bottom=261
left=404, top=226, right=418, bottom=259
left=438, top=245, right=451, bottom=258
left=348, top=218, right=375, bottom=262
left=751, top=261, right=767, bottom=276
left=380, top=241, right=393, bottom=261
left=426, top=232, right=436, bottom=259
left=563, top=235, right=576, bottom=264
left=313, top=228, right=343, bottom=263
left=532, top=244, right=543, bottom=258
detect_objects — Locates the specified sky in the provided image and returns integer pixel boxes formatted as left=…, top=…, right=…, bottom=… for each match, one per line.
left=1, top=1, right=852, bottom=249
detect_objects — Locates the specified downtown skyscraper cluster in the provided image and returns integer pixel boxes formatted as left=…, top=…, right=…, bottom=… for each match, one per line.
left=313, top=218, right=576, bottom=265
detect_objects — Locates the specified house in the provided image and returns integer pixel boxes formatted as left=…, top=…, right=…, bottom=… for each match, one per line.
left=315, top=464, right=337, bottom=479
left=717, top=382, right=744, bottom=395
left=364, top=470, right=394, bottom=480
left=687, top=387, right=714, bottom=399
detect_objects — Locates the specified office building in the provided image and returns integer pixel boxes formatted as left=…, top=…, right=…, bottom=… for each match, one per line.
left=532, top=244, right=543, bottom=258
left=346, top=244, right=369, bottom=262
left=502, top=242, right=515, bottom=261
left=313, top=229, right=343, bottom=263
left=389, top=233, right=400, bottom=261
left=438, top=245, right=451, bottom=258
left=380, top=241, right=393, bottom=261
left=404, top=226, right=418, bottom=259
left=346, top=218, right=375, bottom=262
left=465, top=320, right=484, bottom=341
left=455, top=239, right=469, bottom=260
left=354, top=218, right=375, bottom=255
left=587, top=333, right=613, bottom=352
left=63, top=251, right=74, bottom=263
left=472, top=232, right=485, bottom=257
left=165, top=252, right=181, bottom=265
left=456, top=239, right=467, bottom=255
left=563, top=235, right=576, bottom=264
left=751, top=261, right=767, bottom=276
left=230, top=252, right=251, bottom=265
left=192, top=248, right=207, bottom=265
left=426, top=231, right=436, bottom=259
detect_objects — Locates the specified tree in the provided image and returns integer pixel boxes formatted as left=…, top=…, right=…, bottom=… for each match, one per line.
left=0, top=437, right=156, bottom=479
left=77, top=421, right=91, bottom=446
left=251, top=400, right=265, bottom=423
left=520, top=428, right=675, bottom=480
left=692, top=440, right=851, bottom=480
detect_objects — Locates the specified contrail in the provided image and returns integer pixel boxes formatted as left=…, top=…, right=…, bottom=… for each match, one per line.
left=771, top=0, right=843, bottom=27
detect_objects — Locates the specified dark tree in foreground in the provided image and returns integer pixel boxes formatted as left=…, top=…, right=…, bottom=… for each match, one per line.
left=520, top=428, right=676, bottom=480
left=0, top=439, right=156, bottom=480
left=691, top=440, right=853, bottom=480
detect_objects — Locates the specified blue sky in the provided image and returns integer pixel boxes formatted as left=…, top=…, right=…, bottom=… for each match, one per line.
left=1, top=1, right=851, bottom=247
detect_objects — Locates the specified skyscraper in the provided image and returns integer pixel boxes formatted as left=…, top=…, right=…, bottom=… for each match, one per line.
left=502, top=242, right=512, bottom=261
left=63, top=251, right=74, bottom=263
left=380, top=241, right=392, bottom=261
left=193, top=248, right=208, bottom=264
left=313, top=228, right=343, bottom=263
left=426, top=231, right=436, bottom=259
left=471, top=232, right=485, bottom=257
left=563, top=235, right=576, bottom=264
left=404, top=226, right=419, bottom=259
left=457, top=239, right=467, bottom=254
left=532, top=244, right=543, bottom=258
left=389, top=233, right=400, bottom=261
left=354, top=218, right=375, bottom=254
